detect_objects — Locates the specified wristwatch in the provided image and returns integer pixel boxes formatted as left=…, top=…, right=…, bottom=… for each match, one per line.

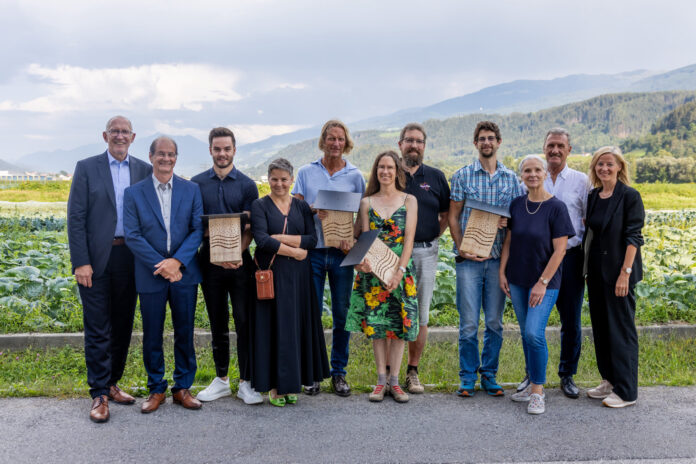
left=398, top=266, right=407, bottom=273
left=538, top=277, right=549, bottom=286
left=623, top=267, right=632, bottom=274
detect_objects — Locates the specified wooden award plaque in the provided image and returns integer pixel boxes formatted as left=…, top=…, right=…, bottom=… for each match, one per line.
left=321, top=210, right=355, bottom=248
left=341, top=229, right=399, bottom=286
left=459, top=199, right=511, bottom=258
left=207, top=215, right=242, bottom=264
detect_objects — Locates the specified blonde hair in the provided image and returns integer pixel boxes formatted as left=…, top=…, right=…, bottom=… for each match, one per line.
left=318, top=119, right=354, bottom=154
left=589, top=146, right=630, bottom=187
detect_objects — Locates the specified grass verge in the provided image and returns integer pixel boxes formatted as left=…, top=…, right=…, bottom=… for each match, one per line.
left=0, top=335, right=693, bottom=398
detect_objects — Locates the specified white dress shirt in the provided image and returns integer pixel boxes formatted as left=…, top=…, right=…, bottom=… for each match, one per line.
left=544, top=165, right=590, bottom=249
left=152, top=174, right=173, bottom=253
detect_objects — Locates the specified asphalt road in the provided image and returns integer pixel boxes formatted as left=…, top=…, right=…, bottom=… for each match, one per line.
left=1, top=386, right=695, bottom=464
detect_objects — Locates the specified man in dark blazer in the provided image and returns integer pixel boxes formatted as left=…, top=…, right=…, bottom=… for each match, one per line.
left=123, top=136, right=204, bottom=413
left=67, top=115, right=152, bottom=423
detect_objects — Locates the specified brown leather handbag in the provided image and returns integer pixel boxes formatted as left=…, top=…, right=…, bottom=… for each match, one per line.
left=254, top=216, right=287, bottom=300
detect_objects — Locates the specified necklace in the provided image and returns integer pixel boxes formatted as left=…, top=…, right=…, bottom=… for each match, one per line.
left=525, top=195, right=546, bottom=215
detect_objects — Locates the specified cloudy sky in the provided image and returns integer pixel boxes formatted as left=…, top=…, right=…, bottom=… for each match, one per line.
left=1, top=0, right=695, bottom=160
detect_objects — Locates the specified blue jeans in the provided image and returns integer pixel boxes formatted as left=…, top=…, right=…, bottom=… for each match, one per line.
left=309, top=248, right=354, bottom=377
left=455, top=258, right=505, bottom=384
left=509, top=284, right=559, bottom=385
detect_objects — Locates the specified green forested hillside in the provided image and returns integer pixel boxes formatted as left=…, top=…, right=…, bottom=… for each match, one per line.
left=249, top=91, right=696, bottom=179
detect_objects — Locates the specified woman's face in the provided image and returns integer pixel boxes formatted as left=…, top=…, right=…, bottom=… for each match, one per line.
left=520, top=158, right=546, bottom=189
left=376, top=155, right=397, bottom=188
left=268, top=169, right=293, bottom=197
left=323, top=126, right=346, bottom=159
left=595, top=153, right=621, bottom=184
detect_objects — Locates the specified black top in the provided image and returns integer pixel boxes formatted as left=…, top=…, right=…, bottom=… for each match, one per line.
left=191, top=167, right=259, bottom=228
left=587, top=196, right=610, bottom=252
left=404, top=163, right=450, bottom=242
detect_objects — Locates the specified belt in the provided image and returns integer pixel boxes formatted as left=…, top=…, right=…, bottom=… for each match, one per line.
left=112, top=237, right=125, bottom=246
left=413, top=241, right=434, bottom=248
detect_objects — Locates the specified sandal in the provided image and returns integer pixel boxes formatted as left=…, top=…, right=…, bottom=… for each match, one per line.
left=284, top=394, right=298, bottom=405
left=268, top=393, right=286, bottom=407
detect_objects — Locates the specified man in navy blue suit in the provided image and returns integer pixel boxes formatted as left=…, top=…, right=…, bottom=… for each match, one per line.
left=68, top=115, right=152, bottom=423
left=123, top=136, right=204, bottom=413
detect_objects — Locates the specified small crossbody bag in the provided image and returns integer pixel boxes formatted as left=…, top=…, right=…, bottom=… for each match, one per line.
left=254, top=216, right=287, bottom=300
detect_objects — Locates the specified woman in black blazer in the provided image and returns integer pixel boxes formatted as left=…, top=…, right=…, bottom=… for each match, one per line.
left=583, top=146, right=644, bottom=408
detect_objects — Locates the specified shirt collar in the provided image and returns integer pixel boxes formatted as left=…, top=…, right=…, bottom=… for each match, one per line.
left=557, top=164, right=570, bottom=180
left=107, top=150, right=129, bottom=165
left=473, top=158, right=505, bottom=175
left=406, top=163, right=424, bottom=179
left=207, top=166, right=238, bottom=180
left=152, top=173, right=173, bottom=189
left=312, top=157, right=358, bottom=175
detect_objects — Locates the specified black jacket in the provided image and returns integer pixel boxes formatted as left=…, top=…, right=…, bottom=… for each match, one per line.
left=582, top=181, right=645, bottom=285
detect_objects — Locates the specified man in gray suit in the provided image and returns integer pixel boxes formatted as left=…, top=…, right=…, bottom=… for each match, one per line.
left=67, top=116, right=152, bottom=422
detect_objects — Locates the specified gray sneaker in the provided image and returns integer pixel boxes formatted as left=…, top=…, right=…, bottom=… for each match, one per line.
left=405, top=370, right=424, bottom=394
left=527, top=393, right=545, bottom=414
left=511, top=385, right=546, bottom=403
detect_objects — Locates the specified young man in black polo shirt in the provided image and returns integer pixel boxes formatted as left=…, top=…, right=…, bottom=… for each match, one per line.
left=192, top=127, right=262, bottom=404
left=398, top=123, right=450, bottom=393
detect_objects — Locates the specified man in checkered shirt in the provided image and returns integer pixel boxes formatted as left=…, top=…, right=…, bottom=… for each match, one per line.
left=448, top=120, right=523, bottom=398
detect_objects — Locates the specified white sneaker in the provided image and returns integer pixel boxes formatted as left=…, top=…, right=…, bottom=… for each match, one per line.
left=587, top=380, right=613, bottom=399
left=602, top=392, right=636, bottom=408
left=511, top=385, right=546, bottom=402
left=237, top=381, right=263, bottom=405
left=196, top=377, right=231, bottom=402
left=527, top=393, right=546, bottom=414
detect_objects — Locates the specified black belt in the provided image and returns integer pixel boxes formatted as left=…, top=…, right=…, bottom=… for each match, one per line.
left=413, top=241, right=434, bottom=248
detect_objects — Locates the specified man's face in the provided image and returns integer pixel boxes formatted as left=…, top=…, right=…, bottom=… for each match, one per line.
left=323, top=126, right=346, bottom=159
left=102, top=117, right=135, bottom=159
left=209, top=136, right=235, bottom=169
left=398, top=129, right=426, bottom=168
left=544, top=133, right=572, bottom=172
left=474, top=129, right=500, bottom=159
left=149, top=140, right=177, bottom=179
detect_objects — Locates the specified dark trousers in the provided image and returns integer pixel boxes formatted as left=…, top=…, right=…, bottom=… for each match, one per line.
left=139, top=284, right=198, bottom=394
left=556, top=246, right=585, bottom=377
left=78, top=244, right=137, bottom=399
left=587, top=257, right=639, bottom=401
left=199, top=247, right=254, bottom=380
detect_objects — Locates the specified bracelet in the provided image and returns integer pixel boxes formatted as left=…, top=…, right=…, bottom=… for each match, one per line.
left=398, top=266, right=407, bottom=273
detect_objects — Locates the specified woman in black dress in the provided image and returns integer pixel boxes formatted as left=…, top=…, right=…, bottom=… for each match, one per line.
left=250, top=158, right=330, bottom=406
left=583, top=146, right=644, bottom=408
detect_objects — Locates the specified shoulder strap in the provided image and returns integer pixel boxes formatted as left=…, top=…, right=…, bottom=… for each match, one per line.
left=255, top=215, right=288, bottom=270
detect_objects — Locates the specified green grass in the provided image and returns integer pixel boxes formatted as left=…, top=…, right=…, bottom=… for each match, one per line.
left=1, top=335, right=693, bottom=397
left=634, top=183, right=696, bottom=210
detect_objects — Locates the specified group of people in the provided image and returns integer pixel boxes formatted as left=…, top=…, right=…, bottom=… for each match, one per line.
left=68, top=116, right=644, bottom=423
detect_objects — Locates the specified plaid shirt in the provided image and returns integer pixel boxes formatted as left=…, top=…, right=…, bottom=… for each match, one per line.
left=450, top=159, right=523, bottom=258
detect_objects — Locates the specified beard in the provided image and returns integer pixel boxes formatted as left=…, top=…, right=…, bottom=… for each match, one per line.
left=214, top=157, right=233, bottom=169
left=403, top=150, right=423, bottom=167
left=478, top=148, right=497, bottom=159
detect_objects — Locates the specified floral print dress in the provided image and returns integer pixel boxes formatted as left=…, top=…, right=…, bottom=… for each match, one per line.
left=345, top=202, right=419, bottom=341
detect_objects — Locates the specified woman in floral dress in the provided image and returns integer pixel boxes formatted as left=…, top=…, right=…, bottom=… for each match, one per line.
left=346, top=150, right=418, bottom=403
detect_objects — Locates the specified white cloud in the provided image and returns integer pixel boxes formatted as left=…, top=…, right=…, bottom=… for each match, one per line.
left=0, top=63, right=244, bottom=113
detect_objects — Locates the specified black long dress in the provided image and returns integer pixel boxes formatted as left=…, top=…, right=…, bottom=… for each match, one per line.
left=250, top=195, right=330, bottom=394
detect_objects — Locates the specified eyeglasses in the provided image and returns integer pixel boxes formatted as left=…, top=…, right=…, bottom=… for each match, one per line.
left=402, top=138, right=425, bottom=146
left=107, top=129, right=133, bottom=137
left=477, top=136, right=497, bottom=143
left=153, top=152, right=177, bottom=159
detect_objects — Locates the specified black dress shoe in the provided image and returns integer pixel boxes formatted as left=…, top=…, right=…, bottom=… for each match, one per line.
left=303, top=382, right=321, bottom=396
left=331, top=375, right=351, bottom=397
left=561, top=376, right=580, bottom=399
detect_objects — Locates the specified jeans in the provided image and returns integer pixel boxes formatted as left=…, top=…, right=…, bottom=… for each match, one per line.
left=455, top=258, right=505, bottom=384
left=509, top=284, right=559, bottom=385
left=309, top=248, right=354, bottom=377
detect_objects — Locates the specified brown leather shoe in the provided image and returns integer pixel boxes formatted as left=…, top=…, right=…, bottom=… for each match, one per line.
left=141, top=392, right=166, bottom=414
left=89, top=395, right=109, bottom=423
left=108, top=385, right=136, bottom=405
left=172, top=389, right=202, bottom=410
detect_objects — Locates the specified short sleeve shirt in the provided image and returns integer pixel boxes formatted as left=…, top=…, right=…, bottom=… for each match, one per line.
left=505, top=195, right=575, bottom=289
left=191, top=167, right=259, bottom=227
left=292, top=157, right=366, bottom=248
left=450, top=160, right=523, bottom=258
left=404, top=164, right=450, bottom=242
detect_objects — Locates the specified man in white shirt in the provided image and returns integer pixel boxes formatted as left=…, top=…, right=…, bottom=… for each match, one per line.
left=523, top=128, right=589, bottom=398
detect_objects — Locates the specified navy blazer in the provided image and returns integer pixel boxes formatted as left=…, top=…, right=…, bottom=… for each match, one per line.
left=123, top=175, right=204, bottom=293
left=67, top=151, right=152, bottom=278
left=582, top=181, right=645, bottom=285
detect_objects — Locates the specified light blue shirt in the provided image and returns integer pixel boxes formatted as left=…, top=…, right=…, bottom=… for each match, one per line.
left=152, top=174, right=173, bottom=253
left=292, top=157, right=366, bottom=248
left=107, top=151, right=131, bottom=237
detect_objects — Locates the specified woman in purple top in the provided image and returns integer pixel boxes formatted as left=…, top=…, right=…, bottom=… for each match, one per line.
left=499, top=155, right=574, bottom=415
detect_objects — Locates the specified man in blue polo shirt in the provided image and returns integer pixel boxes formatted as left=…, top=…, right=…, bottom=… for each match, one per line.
left=398, top=122, right=450, bottom=394
left=449, top=121, right=523, bottom=397
left=191, top=127, right=262, bottom=405
left=292, top=119, right=366, bottom=397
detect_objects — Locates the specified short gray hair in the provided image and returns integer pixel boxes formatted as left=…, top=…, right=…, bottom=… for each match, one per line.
left=544, top=127, right=571, bottom=146
left=518, top=154, right=547, bottom=172
left=399, top=122, right=427, bottom=142
left=268, top=158, right=293, bottom=177
left=149, top=136, right=178, bottom=156
left=105, top=115, right=133, bottom=131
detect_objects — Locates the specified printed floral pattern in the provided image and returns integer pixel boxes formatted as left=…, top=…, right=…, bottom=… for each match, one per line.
left=345, top=205, right=419, bottom=341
